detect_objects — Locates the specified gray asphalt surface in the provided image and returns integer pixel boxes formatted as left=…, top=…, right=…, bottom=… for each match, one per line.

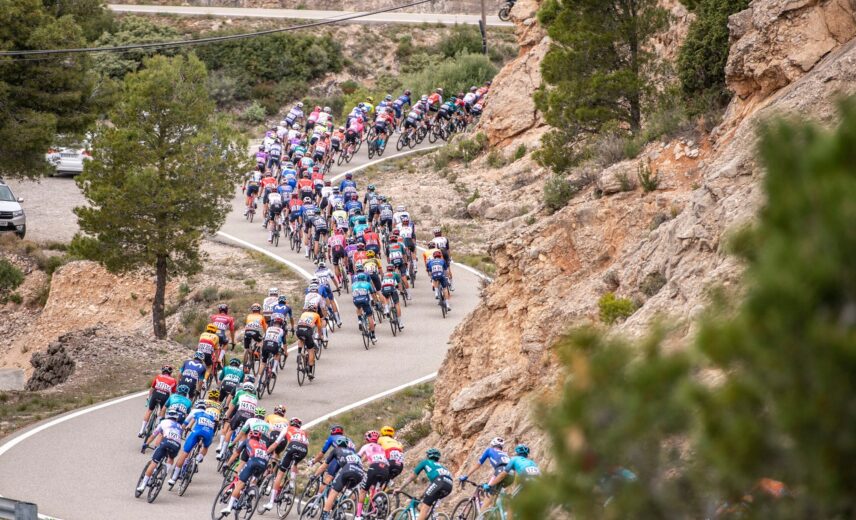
left=108, top=4, right=513, bottom=26
left=0, top=136, right=482, bottom=519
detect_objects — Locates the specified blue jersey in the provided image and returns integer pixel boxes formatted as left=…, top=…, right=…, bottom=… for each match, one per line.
left=393, top=94, right=411, bottom=108
left=166, top=394, right=192, bottom=418
left=278, top=184, right=293, bottom=198
left=352, top=280, right=374, bottom=303
left=479, top=447, right=511, bottom=473
left=426, top=258, right=448, bottom=279
left=271, top=303, right=292, bottom=320
left=339, top=179, right=357, bottom=192
left=185, top=408, right=217, bottom=434
left=505, top=456, right=541, bottom=479
left=321, top=434, right=354, bottom=453
left=344, top=200, right=362, bottom=214
left=179, top=359, right=206, bottom=385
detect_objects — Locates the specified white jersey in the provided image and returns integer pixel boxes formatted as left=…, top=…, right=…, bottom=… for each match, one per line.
left=262, top=296, right=278, bottom=316
left=321, top=186, right=333, bottom=199
left=315, top=268, right=333, bottom=288
left=236, top=393, right=259, bottom=416
left=392, top=211, right=411, bottom=226
left=396, top=223, right=414, bottom=239
left=287, top=129, right=300, bottom=141
left=317, top=112, right=331, bottom=126
left=463, top=92, right=478, bottom=105
left=155, top=418, right=183, bottom=443
left=268, top=192, right=283, bottom=206
left=303, top=292, right=323, bottom=311
left=262, top=135, right=275, bottom=152
left=276, top=125, right=288, bottom=139
left=433, top=236, right=449, bottom=250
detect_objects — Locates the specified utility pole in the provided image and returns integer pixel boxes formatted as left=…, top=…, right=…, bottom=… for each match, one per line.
left=479, top=0, right=488, bottom=55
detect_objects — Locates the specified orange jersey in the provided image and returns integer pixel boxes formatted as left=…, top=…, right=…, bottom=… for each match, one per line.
left=298, top=311, right=321, bottom=328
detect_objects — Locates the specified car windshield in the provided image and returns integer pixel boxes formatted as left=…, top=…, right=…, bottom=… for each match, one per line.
left=0, top=186, right=14, bottom=202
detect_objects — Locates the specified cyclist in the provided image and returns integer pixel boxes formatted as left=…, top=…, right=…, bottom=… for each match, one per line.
left=432, top=227, right=453, bottom=290
left=312, top=212, right=329, bottom=261
left=197, top=324, right=220, bottom=378
left=287, top=192, right=304, bottom=236
left=315, top=261, right=342, bottom=326
left=392, top=89, right=412, bottom=123
left=265, top=405, right=290, bottom=455
left=139, top=365, right=176, bottom=438
left=328, top=228, right=348, bottom=283
left=363, top=250, right=384, bottom=295
left=267, top=189, right=284, bottom=243
left=204, top=389, right=222, bottom=420
left=305, top=106, right=321, bottom=132
left=268, top=138, right=283, bottom=174
left=165, top=384, right=193, bottom=424
left=339, top=172, right=357, bottom=193
left=244, top=302, right=267, bottom=354
left=261, top=417, right=309, bottom=513
left=458, top=437, right=510, bottom=508
left=136, top=410, right=183, bottom=493
left=217, top=381, right=258, bottom=456
left=486, top=444, right=541, bottom=495
left=210, top=303, right=236, bottom=353
left=352, top=268, right=377, bottom=340
left=320, top=437, right=365, bottom=520
left=272, top=295, right=295, bottom=336
left=378, top=196, right=394, bottom=234
left=363, top=226, right=381, bottom=257
left=178, top=351, right=206, bottom=400
left=229, top=407, right=271, bottom=457
left=331, top=127, right=345, bottom=156
left=363, top=96, right=375, bottom=118
left=381, top=265, right=405, bottom=328
left=309, top=425, right=354, bottom=491
left=355, top=430, right=389, bottom=520
left=302, top=196, right=319, bottom=258
left=284, top=101, right=305, bottom=128
left=427, top=88, right=444, bottom=118
left=253, top=146, right=267, bottom=173
left=427, top=250, right=452, bottom=311
left=394, top=448, right=454, bottom=520
left=167, top=401, right=217, bottom=487
left=219, top=429, right=270, bottom=516
left=295, top=308, right=323, bottom=380
left=392, top=204, right=411, bottom=228
left=218, top=357, right=245, bottom=404
left=397, top=216, right=416, bottom=266
left=260, top=172, right=277, bottom=216
left=244, top=169, right=262, bottom=217
left=262, top=287, right=280, bottom=320
left=260, top=315, right=286, bottom=376
left=378, top=426, right=405, bottom=483
left=387, top=236, right=411, bottom=296
left=346, top=117, right=364, bottom=153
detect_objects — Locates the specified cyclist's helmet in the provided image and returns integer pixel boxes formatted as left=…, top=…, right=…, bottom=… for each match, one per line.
left=324, top=106, right=331, bottom=113
left=242, top=382, right=256, bottom=393
left=206, top=324, right=218, bottom=334
left=351, top=193, right=359, bottom=201
left=285, top=161, right=294, bottom=169
left=347, top=237, right=355, bottom=245
left=194, top=400, right=206, bottom=409
left=269, top=287, right=279, bottom=296
left=386, top=264, right=394, bottom=272
left=335, top=437, right=350, bottom=448
left=249, top=430, right=262, bottom=440
left=258, top=144, right=265, bottom=151
left=396, top=205, right=405, bottom=212
left=292, top=123, right=300, bottom=130
left=330, top=425, right=344, bottom=435
left=278, top=295, right=288, bottom=304
left=365, top=430, right=380, bottom=443
left=366, top=251, right=376, bottom=259
left=389, top=235, right=398, bottom=243
left=366, top=96, right=374, bottom=103
left=421, top=95, right=428, bottom=101
left=218, top=303, right=229, bottom=313
left=251, top=303, right=262, bottom=312
left=379, top=195, right=387, bottom=202
left=433, top=227, right=442, bottom=236
left=490, top=437, right=505, bottom=448
left=229, top=357, right=241, bottom=367
left=485, top=80, right=492, bottom=86
left=385, top=94, right=393, bottom=101
left=357, top=243, right=366, bottom=250
left=161, top=365, right=173, bottom=375
left=391, top=228, right=400, bottom=236
left=245, top=374, right=256, bottom=384
left=426, top=448, right=441, bottom=461
left=166, top=410, right=180, bottom=420
left=428, top=241, right=437, bottom=249
left=303, top=197, right=312, bottom=203
left=208, top=389, right=220, bottom=400
left=380, top=426, right=395, bottom=437
left=177, top=384, right=190, bottom=396
left=433, top=250, right=443, bottom=259
left=470, top=86, right=478, bottom=93
left=308, top=284, right=319, bottom=293
left=290, top=417, right=303, bottom=427
left=339, top=126, right=345, bottom=132
left=194, top=351, right=205, bottom=361
left=404, top=89, right=411, bottom=96
left=254, top=407, right=266, bottom=418
left=274, top=405, right=286, bottom=416
left=297, top=101, right=304, bottom=108
left=514, top=444, right=530, bottom=457
left=272, top=316, right=284, bottom=326
left=318, top=261, right=326, bottom=268
left=336, top=202, right=344, bottom=210
left=457, top=92, right=465, bottom=99
left=354, top=273, right=369, bottom=283
left=314, top=106, right=321, bottom=112
left=436, top=88, right=444, bottom=94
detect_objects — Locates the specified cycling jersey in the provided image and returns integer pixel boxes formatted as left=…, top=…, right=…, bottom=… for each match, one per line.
left=151, top=374, right=177, bottom=395
left=245, top=313, right=268, bottom=332
left=219, top=365, right=244, bottom=386
left=352, top=280, right=374, bottom=304
left=231, top=390, right=259, bottom=417
left=315, top=267, right=334, bottom=288
left=166, top=393, right=192, bottom=420
left=413, top=458, right=453, bottom=481
left=197, top=331, right=220, bottom=356
left=210, top=313, right=235, bottom=335
left=381, top=271, right=401, bottom=292
left=358, top=442, right=389, bottom=465
left=271, top=303, right=292, bottom=322
left=378, top=435, right=404, bottom=463
left=297, top=311, right=322, bottom=329
left=240, top=417, right=272, bottom=438
left=478, top=447, right=511, bottom=473
left=262, top=296, right=279, bottom=317
left=303, top=291, right=323, bottom=311
left=505, top=456, right=541, bottom=479
left=266, top=414, right=289, bottom=437
left=179, top=359, right=206, bottom=387
left=427, top=258, right=448, bottom=279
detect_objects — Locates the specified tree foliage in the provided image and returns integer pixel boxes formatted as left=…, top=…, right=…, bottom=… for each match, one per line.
left=0, top=0, right=110, bottom=179
left=677, top=0, right=749, bottom=113
left=92, top=16, right=181, bottom=78
left=73, top=54, right=247, bottom=338
left=518, top=99, right=856, bottom=518
left=42, top=0, right=115, bottom=42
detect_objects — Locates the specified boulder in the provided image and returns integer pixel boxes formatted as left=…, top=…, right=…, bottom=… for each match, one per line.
left=26, top=343, right=75, bottom=391
left=598, top=161, right=637, bottom=195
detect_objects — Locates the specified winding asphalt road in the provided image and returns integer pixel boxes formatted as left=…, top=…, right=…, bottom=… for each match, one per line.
left=108, top=4, right=513, bottom=26
left=0, top=136, right=484, bottom=519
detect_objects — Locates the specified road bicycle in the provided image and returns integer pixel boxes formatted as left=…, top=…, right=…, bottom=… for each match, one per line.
left=295, top=343, right=315, bottom=386
left=139, top=401, right=160, bottom=441
left=257, top=356, right=278, bottom=397
left=270, top=215, right=282, bottom=247
left=372, top=298, right=385, bottom=325
left=298, top=484, right=355, bottom=520
left=475, top=488, right=511, bottom=520
left=434, top=281, right=449, bottom=319
left=297, top=473, right=325, bottom=514
left=358, top=311, right=376, bottom=350
left=390, top=490, right=450, bottom=520
left=290, top=224, right=303, bottom=252
left=389, top=297, right=402, bottom=336
left=360, top=482, right=391, bottom=520
left=451, top=479, right=488, bottom=520
left=134, top=448, right=167, bottom=504
left=211, top=472, right=262, bottom=520
left=269, top=468, right=298, bottom=518
left=246, top=201, right=256, bottom=223
left=173, top=442, right=202, bottom=497
left=243, top=339, right=261, bottom=378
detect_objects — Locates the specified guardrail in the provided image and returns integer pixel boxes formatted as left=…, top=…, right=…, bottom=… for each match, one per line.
left=0, top=497, right=37, bottom=520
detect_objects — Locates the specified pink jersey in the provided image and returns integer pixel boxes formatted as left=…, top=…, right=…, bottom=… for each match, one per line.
left=358, top=442, right=388, bottom=465
left=328, top=234, right=346, bottom=249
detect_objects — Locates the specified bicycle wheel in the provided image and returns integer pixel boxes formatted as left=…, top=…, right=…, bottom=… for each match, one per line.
left=147, top=463, right=165, bottom=503
left=389, top=507, right=415, bottom=520
left=212, top=481, right=233, bottom=520
left=134, top=464, right=148, bottom=498
left=276, top=479, right=296, bottom=519
left=372, top=491, right=391, bottom=519
left=408, top=131, right=417, bottom=149
left=353, top=138, right=362, bottom=155
left=241, top=485, right=262, bottom=520
left=498, top=5, right=510, bottom=21
left=390, top=308, right=398, bottom=336
left=266, top=370, right=277, bottom=395
left=475, top=507, right=501, bottom=520
left=298, top=493, right=323, bottom=519
left=332, top=497, right=355, bottom=520
left=451, top=498, right=477, bottom=520
left=428, top=124, right=439, bottom=143
left=440, top=293, right=447, bottom=319
left=178, top=459, right=196, bottom=496
left=361, top=324, right=370, bottom=350
left=367, top=140, right=375, bottom=160
left=249, top=210, right=255, bottom=223
left=396, top=132, right=407, bottom=151
left=273, top=230, right=280, bottom=247
left=296, top=353, right=306, bottom=386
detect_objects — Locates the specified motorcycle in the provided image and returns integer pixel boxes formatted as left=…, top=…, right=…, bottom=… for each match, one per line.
left=498, top=0, right=515, bottom=21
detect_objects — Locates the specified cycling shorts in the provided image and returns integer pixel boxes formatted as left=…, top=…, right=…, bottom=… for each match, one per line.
left=152, top=439, right=181, bottom=463
left=332, top=465, right=365, bottom=493
left=183, top=428, right=214, bottom=452
left=219, top=382, right=237, bottom=402
left=432, top=274, right=449, bottom=289
left=239, top=457, right=268, bottom=483
left=422, top=476, right=453, bottom=506
left=148, top=391, right=169, bottom=411
left=369, top=273, right=382, bottom=292
left=244, top=330, right=262, bottom=349
left=278, top=442, right=308, bottom=472
left=388, top=460, right=404, bottom=480
left=381, top=288, right=399, bottom=304
left=331, top=247, right=346, bottom=265
left=313, top=150, right=325, bottom=162
left=229, top=412, right=252, bottom=432
left=246, top=184, right=260, bottom=197
left=353, top=300, right=372, bottom=316
left=261, top=341, right=281, bottom=363
left=360, top=462, right=389, bottom=491
left=296, top=325, right=317, bottom=350
left=314, top=227, right=328, bottom=241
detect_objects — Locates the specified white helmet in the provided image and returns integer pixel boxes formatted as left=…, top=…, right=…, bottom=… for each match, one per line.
left=269, top=287, right=279, bottom=296
left=323, top=106, right=331, bottom=114
left=296, top=102, right=304, bottom=108
left=292, top=123, right=300, bottom=130
left=490, top=437, right=504, bottom=449
left=396, top=205, right=405, bottom=212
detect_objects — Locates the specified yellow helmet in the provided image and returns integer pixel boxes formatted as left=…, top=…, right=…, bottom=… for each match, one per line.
left=205, top=324, right=218, bottom=334
left=366, top=96, right=374, bottom=103
left=366, top=251, right=376, bottom=259
left=380, top=426, right=395, bottom=437
left=207, top=389, right=220, bottom=400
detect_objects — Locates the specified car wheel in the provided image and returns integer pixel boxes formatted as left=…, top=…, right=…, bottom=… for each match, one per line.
left=15, top=226, right=25, bottom=239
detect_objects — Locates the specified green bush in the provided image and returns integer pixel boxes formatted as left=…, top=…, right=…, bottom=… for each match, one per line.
left=637, top=162, right=660, bottom=193
left=677, top=0, right=749, bottom=114
left=241, top=101, right=266, bottom=124
left=513, top=144, right=527, bottom=161
left=437, top=24, right=483, bottom=58
left=8, top=292, right=22, bottom=304
left=207, top=71, right=241, bottom=106
left=0, top=258, right=24, bottom=297
left=92, top=16, right=181, bottom=78
left=639, top=271, right=667, bottom=296
left=402, top=53, right=497, bottom=104
left=339, top=79, right=359, bottom=95
left=598, top=292, right=637, bottom=324
left=543, top=174, right=576, bottom=213
left=486, top=150, right=506, bottom=168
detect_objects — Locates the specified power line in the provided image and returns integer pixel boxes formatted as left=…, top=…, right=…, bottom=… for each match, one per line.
left=0, top=0, right=433, bottom=57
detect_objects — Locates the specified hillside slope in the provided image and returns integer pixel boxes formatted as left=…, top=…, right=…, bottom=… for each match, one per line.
left=413, top=0, right=856, bottom=474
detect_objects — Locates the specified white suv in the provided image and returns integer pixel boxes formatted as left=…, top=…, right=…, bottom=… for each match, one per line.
left=0, top=182, right=25, bottom=238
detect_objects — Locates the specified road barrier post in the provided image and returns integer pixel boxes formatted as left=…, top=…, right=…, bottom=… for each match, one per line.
left=0, top=497, right=38, bottom=520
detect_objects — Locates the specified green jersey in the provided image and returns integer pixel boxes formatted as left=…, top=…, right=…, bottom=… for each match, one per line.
left=240, top=417, right=271, bottom=436
left=219, top=366, right=244, bottom=385
left=413, top=459, right=453, bottom=481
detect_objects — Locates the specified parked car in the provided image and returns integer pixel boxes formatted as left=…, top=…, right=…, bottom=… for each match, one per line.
left=0, top=181, right=26, bottom=238
left=46, top=145, right=91, bottom=175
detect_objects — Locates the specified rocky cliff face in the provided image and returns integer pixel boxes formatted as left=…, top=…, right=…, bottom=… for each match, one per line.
left=413, top=0, right=856, bottom=478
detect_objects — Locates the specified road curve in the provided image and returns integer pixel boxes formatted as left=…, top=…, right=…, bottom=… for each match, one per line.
left=0, top=137, right=483, bottom=519
left=107, top=4, right=514, bottom=26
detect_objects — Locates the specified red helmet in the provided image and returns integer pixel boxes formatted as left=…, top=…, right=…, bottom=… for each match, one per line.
left=433, top=250, right=443, bottom=258
left=365, top=430, right=380, bottom=443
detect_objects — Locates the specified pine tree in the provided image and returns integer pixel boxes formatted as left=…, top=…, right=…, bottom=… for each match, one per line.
left=73, top=54, right=247, bottom=339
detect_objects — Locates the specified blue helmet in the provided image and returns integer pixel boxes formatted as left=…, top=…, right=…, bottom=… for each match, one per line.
left=515, top=444, right=530, bottom=457
left=193, top=351, right=205, bottom=361
left=177, top=385, right=190, bottom=396
left=354, top=273, right=369, bottom=283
